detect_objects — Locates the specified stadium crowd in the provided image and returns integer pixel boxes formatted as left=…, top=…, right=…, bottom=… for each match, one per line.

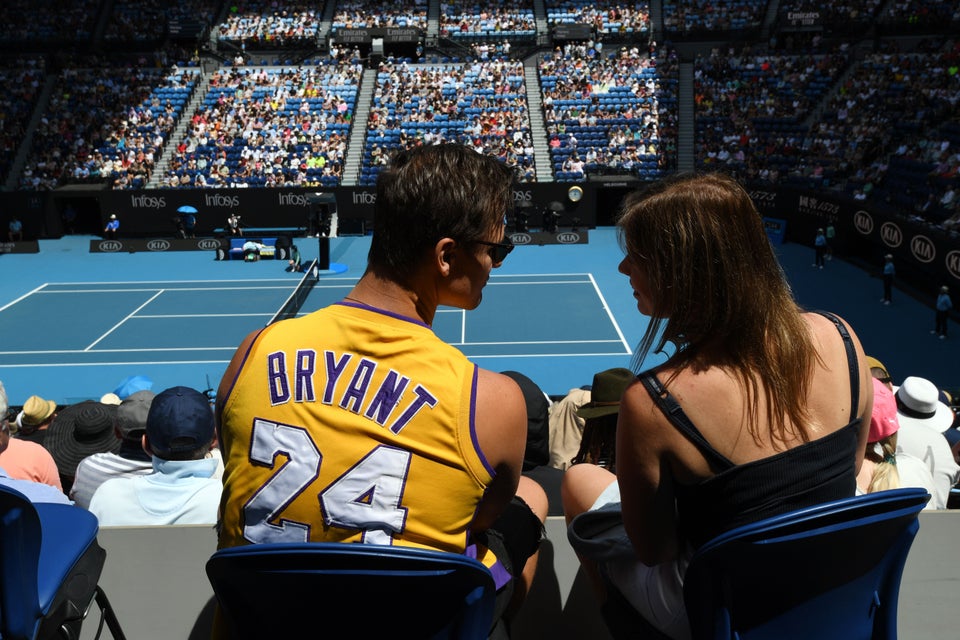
left=0, top=0, right=955, bottom=236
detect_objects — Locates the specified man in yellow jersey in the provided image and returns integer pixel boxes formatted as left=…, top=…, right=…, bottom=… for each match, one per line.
left=216, top=143, right=548, bottom=635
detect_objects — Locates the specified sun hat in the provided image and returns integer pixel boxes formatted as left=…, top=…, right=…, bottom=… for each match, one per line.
left=869, top=378, right=899, bottom=443
left=19, top=395, right=57, bottom=427
left=146, top=387, right=214, bottom=458
left=116, top=390, right=156, bottom=440
left=99, top=392, right=122, bottom=406
left=895, top=376, right=955, bottom=433
left=865, top=356, right=891, bottom=382
left=576, top=368, right=635, bottom=420
left=44, top=400, right=120, bottom=478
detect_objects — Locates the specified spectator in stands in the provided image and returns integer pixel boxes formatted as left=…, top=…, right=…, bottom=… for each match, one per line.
left=563, top=173, right=872, bottom=638
left=13, top=394, right=57, bottom=445
left=332, top=0, right=429, bottom=31
left=8, top=216, right=22, bottom=242
left=569, top=368, right=636, bottom=473
left=285, top=243, right=303, bottom=273
left=856, top=377, right=937, bottom=505
left=500, top=370, right=551, bottom=473
left=242, top=239, right=263, bottom=261
left=894, top=375, right=959, bottom=510
left=216, top=144, right=548, bottom=637
left=825, top=222, right=836, bottom=259
left=0, top=381, right=64, bottom=492
left=69, top=390, right=156, bottom=509
left=548, top=384, right=590, bottom=471
left=867, top=355, right=894, bottom=390
left=44, top=399, right=120, bottom=494
left=882, top=253, right=895, bottom=305
left=501, top=370, right=567, bottom=516
left=548, top=367, right=634, bottom=472
left=934, top=285, right=952, bottom=339
left=0, top=466, right=72, bottom=504
left=88, top=386, right=221, bottom=525
left=227, top=213, right=242, bottom=237
left=104, top=214, right=119, bottom=240
left=813, top=227, right=827, bottom=268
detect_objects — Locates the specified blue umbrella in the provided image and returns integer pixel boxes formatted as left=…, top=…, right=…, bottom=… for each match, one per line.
left=178, top=205, right=198, bottom=214
left=113, top=374, right=154, bottom=400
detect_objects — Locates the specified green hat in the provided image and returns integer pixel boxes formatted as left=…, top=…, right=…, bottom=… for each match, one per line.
left=576, top=368, right=635, bottom=419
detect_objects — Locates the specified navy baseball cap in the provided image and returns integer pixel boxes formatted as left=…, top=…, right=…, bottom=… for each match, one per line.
left=146, top=386, right=214, bottom=457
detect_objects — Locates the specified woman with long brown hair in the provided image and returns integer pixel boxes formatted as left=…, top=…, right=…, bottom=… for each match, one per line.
left=562, top=173, right=873, bottom=638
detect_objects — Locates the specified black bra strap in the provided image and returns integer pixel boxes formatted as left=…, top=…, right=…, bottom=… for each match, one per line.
left=813, top=310, right=860, bottom=422
left=638, top=372, right=735, bottom=471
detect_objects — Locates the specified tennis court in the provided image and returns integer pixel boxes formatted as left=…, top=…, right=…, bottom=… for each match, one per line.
left=0, top=272, right=629, bottom=365
left=0, top=230, right=650, bottom=404
left=0, top=229, right=955, bottom=405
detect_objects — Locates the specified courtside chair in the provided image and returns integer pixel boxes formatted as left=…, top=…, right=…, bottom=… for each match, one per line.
left=683, top=487, right=930, bottom=640
left=0, top=486, right=126, bottom=640
left=206, top=542, right=496, bottom=639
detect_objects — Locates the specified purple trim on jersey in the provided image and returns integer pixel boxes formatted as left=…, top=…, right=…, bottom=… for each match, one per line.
left=336, top=300, right=431, bottom=328
left=466, top=543, right=511, bottom=590
left=217, top=327, right=267, bottom=444
left=470, top=365, right=496, bottom=477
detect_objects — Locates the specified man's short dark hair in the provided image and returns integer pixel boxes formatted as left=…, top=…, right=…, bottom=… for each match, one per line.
left=368, top=144, right=516, bottom=281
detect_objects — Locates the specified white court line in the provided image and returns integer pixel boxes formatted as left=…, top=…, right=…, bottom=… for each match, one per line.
left=40, top=278, right=305, bottom=286
left=0, top=346, right=239, bottom=355
left=39, top=285, right=295, bottom=293
left=449, top=339, right=623, bottom=346
left=0, top=360, right=232, bottom=369
left=134, top=313, right=273, bottom=319
left=3, top=341, right=627, bottom=357
left=491, top=272, right=594, bottom=278
left=589, top=272, right=632, bottom=355
left=84, top=291, right=163, bottom=351
left=0, top=283, right=47, bottom=313
left=488, top=280, right=592, bottom=286
left=4, top=272, right=625, bottom=362
left=469, top=351, right=629, bottom=359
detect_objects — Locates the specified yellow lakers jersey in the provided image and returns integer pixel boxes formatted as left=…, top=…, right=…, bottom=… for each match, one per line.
left=217, top=302, right=496, bottom=564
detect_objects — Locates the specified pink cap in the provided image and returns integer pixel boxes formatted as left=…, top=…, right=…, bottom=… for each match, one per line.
left=869, top=377, right=900, bottom=443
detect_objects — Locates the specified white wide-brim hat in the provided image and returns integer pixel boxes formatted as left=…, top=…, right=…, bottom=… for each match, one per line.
left=894, top=376, right=955, bottom=433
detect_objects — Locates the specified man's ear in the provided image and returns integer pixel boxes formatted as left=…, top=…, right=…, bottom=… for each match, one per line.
left=436, top=238, right=457, bottom=276
left=142, top=434, right=154, bottom=456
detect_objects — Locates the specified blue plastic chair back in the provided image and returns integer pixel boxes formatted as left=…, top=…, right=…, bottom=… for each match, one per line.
left=206, top=542, right=496, bottom=639
left=683, top=488, right=930, bottom=640
left=0, top=485, right=110, bottom=640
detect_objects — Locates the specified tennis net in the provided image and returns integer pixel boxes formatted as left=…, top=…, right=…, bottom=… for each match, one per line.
left=267, top=259, right=319, bottom=325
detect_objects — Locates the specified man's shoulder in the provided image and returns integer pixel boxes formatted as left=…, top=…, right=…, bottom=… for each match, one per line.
left=76, top=452, right=151, bottom=475
left=7, top=437, right=55, bottom=460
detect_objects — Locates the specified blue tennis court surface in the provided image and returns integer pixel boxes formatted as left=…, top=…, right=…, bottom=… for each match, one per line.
left=0, top=280, right=293, bottom=362
left=0, top=273, right=629, bottom=367
left=0, top=229, right=955, bottom=405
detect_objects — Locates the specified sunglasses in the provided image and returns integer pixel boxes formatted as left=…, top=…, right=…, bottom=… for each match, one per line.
left=474, top=236, right=515, bottom=264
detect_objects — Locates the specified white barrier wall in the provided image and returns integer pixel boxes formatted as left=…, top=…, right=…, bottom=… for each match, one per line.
left=82, top=513, right=960, bottom=640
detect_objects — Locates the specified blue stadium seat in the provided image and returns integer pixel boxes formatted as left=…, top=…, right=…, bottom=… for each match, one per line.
left=207, top=542, right=495, bottom=639
left=0, top=485, right=127, bottom=640
left=579, top=488, right=929, bottom=640
left=684, top=487, right=930, bottom=639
